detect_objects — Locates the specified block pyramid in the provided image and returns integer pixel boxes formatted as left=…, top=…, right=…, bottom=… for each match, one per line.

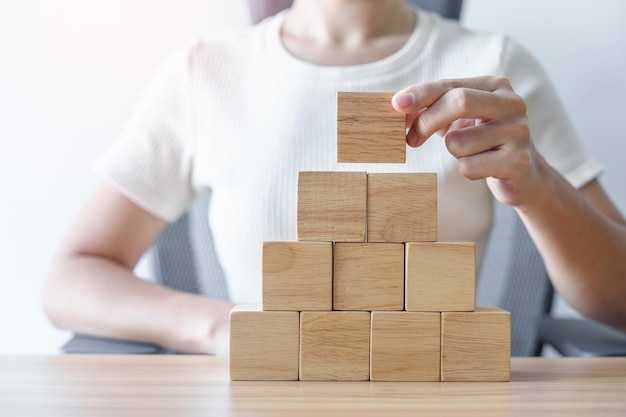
left=229, top=92, right=511, bottom=382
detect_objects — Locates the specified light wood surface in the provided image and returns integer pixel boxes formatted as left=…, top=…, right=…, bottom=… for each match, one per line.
left=333, top=242, right=405, bottom=311
left=300, top=311, right=371, bottom=381
left=1, top=356, right=626, bottom=416
left=336, top=92, right=407, bottom=163
left=229, top=306, right=299, bottom=381
left=370, top=311, right=441, bottom=381
left=297, top=171, right=367, bottom=242
left=367, top=173, right=438, bottom=242
left=405, top=242, right=476, bottom=312
left=441, top=307, right=512, bottom=382
left=263, top=241, right=333, bottom=311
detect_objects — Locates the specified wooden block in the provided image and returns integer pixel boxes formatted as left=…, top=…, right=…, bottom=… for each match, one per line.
left=367, top=173, right=437, bottom=242
left=333, top=242, right=404, bottom=311
left=229, top=305, right=299, bottom=381
left=370, top=312, right=441, bottom=381
left=441, top=307, right=511, bottom=382
left=300, top=311, right=370, bottom=381
left=337, top=92, right=406, bottom=163
left=263, top=241, right=332, bottom=311
left=405, top=242, right=475, bottom=312
left=297, top=171, right=367, bottom=242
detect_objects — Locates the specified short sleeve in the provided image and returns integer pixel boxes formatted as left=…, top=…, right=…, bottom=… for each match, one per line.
left=93, top=40, right=199, bottom=221
left=499, top=37, right=603, bottom=189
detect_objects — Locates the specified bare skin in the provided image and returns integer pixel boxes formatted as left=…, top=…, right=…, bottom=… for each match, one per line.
left=43, top=183, right=233, bottom=354
left=281, top=0, right=415, bottom=65
left=391, top=78, right=626, bottom=332
left=42, top=0, right=626, bottom=353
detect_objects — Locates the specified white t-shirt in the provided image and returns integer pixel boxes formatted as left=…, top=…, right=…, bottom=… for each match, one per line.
left=95, top=9, right=603, bottom=304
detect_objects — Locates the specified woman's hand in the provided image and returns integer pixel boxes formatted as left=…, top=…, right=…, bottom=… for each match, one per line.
left=392, top=77, right=626, bottom=331
left=392, top=76, right=548, bottom=208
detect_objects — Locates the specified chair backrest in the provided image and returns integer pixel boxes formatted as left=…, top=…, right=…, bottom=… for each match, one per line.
left=407, top=0, right=463, bottom=20
left=477, top=202, right=553, bottom=356
left=248, top=0, right=463, bottom=23
left=150, top=189, right=230, bottom=300
left=148, top=189, right=553, bottom=356
left=146, top=0, right=556, bottom=357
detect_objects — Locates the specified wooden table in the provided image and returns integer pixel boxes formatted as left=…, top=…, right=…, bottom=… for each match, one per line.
left=1, top=356, right=625, bottom=416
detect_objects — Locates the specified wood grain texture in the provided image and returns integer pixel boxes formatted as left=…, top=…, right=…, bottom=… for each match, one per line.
left=370, top=311, right=441, bottom=381
left=297, top=171, right=367, bottom=242
left=263, top=241, right=332, bottom=311
left=405, top=242, right=476, bottom=312
left=441, top=307, right=511, bottom=382
left=300, top=311, right=371, bottom=381
left=229, top=305, right=299, bottom=381
left=337, top=92, right=407, bottom=163
left=367, top=173, right=437, bottom=242
left=333, top=242, right=404, bottom=311
left=4, top=356, right=626, bottom=416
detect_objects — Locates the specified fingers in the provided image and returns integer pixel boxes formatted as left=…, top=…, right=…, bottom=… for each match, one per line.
left=393, top=76, right=531, bottom=180
left=392, top=76, right=539, bottom=207
left=418, top=88, right=518, bottom=140
left=393, top=76, right=526, bottom=144
left=392, top=76, right=508, bottom=114
left=444, top=118, right=529, bottom=159
left=444, top=119, right=531, bottom=181
left=456, top=145, right=531, bottom=183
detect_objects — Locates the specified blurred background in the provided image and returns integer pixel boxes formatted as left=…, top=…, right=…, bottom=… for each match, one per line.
left=1, top=0, right=625, bottom=353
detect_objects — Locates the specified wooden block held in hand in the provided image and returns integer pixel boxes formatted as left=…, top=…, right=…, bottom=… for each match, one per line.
left=300, top=311, right=370, bottom=381
left=333, top=242, right=404, bottom=311
left=441, top=307, right=511, bottom=382
left=367, top=173, right=437, bottom=242
left=230, top=305, right=299, bottom=381
left=370, top=311, right=441, bottom=381
left=337, top=92, right=406, bottom=163
left=263, top=241, right=332, bottom=311
left=405, top=242, right=476, bottom=312
left=297, top=171, right=367, bottom=242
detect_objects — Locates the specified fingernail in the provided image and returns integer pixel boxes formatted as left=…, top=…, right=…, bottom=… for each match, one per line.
left=406, top=128, right=420, bottom=147
left=392, top=93, right=414, bottom=108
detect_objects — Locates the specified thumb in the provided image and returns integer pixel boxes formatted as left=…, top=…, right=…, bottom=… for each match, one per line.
left=391, top=91, right=415, bottom=113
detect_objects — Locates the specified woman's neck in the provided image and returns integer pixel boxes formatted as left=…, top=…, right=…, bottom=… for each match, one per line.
left=281, top=0, right=416, bottom=66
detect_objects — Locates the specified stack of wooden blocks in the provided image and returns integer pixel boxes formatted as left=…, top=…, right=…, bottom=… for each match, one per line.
left=230, top=92, right=511, bottom=382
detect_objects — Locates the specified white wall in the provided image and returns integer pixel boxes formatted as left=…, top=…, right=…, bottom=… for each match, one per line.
left=0, top=0, right=249, bottom=353
left=463, top=0, right=626, bottom=213
left=1, top=1, right=624, bottom=353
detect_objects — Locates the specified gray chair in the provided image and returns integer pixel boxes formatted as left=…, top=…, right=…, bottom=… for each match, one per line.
left=540, top=317, right=626, bottom=357
left=477, top=201, right=553, bottom=356
left=150, top=189, right=229, bottom=300
left=146, top=190, right=561, bottom=358
left=248, top=0, right=464, bottom=23
left=160, top=190, right=555, bottom=357
left=480, top=201, right=626, bottom=357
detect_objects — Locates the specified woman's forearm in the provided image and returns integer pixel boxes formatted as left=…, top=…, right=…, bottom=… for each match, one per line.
left=515, top=163, right=626, bottom=331
left=42, top=253, right=233, bottom=354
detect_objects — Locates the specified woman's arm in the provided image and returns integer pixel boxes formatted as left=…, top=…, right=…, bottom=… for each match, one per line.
left=42, top=182, right=233, bottom=354
left=392, top=77, right=626, bottom=331
left=517, top=167, right=626, bottom=332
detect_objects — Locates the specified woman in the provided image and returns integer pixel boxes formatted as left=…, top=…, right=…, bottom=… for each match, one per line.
left=43, top=0, right=626, bottom=354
